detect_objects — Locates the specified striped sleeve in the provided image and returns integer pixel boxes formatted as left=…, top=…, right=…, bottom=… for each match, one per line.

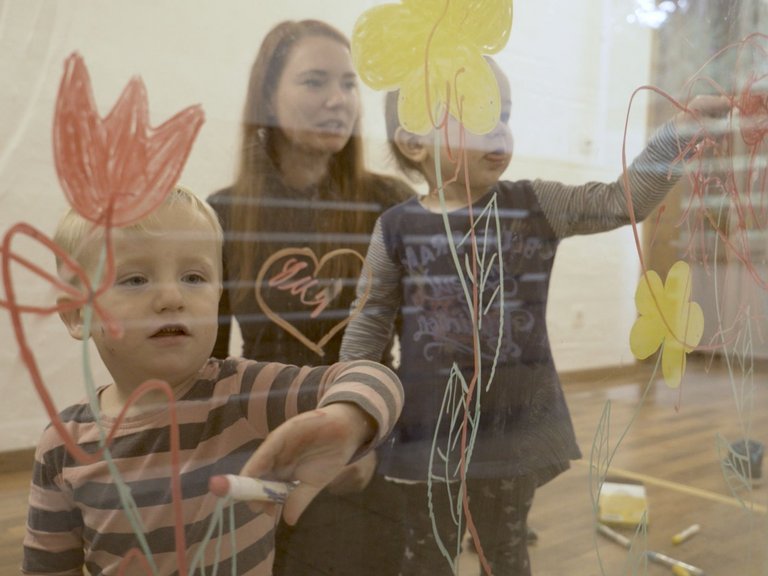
left=338, top=219, right=402, bottom=362
left=23, top=427, right=85, bottom=576
left=242, top=356, right=403, bottom=447
left=534, top=120, right=688, bottom=238
left=316, top=359, right=403, bottom=447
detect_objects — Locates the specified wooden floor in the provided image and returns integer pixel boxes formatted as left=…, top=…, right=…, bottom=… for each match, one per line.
left=471, top=355, right=768, bottom=576
left=2, top=356, right=766, bottom=575
left=0, top=469, right=33, bottom=574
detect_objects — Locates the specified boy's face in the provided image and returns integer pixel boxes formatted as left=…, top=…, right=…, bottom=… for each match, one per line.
left=431, top=62, right=513, bottom=195
left=77, top=204, right=222, bottom=391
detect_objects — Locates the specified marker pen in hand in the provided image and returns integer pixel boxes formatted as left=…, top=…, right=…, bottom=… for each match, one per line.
left=209, top=474, right=296, bottom=503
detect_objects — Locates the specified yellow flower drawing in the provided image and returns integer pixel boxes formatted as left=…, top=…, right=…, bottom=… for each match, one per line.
left=629, top=261, right=704, bottom=388
left=352, top=0, right=513, bottom=135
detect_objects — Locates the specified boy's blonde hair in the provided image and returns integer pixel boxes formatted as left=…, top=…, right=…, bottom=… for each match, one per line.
left=53, top=185, right=224, bottom=283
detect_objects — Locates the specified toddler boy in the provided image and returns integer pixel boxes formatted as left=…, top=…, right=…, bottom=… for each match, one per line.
left=22, top=186, right=402, bottom=576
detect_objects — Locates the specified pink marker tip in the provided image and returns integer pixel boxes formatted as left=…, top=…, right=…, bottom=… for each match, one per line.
left=208, top=475, right=231, bottom=497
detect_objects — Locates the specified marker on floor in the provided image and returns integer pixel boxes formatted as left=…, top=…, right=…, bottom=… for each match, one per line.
left=672, top=523, right=700, bottom=545
left=596, top=523, right=631, bottom=548
left=646, top=550, right=705, bottom=576
left=209, top=475, right=296, bottom=503
left=597, top=523, right=706, bottom=576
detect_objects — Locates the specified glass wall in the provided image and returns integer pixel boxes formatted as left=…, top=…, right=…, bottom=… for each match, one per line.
left=1, top=1, right=766, bottom=575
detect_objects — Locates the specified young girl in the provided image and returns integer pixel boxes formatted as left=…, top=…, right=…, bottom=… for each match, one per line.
left=339, top=59, right=731, bottom=575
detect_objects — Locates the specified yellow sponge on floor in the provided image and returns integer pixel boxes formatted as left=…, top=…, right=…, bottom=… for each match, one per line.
left=598, top=481, right=648, bottom=527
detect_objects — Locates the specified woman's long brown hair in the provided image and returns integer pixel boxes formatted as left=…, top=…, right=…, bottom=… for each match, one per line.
left=228, top=19, right=367, bottom=304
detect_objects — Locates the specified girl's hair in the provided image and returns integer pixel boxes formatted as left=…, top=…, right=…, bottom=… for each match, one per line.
left=228, top=19, right=367, bottom=304
left=54, top=185, right=223, bottom=283
left=384, top=90, right=426, bottom=181
left=385, top=54, right=504, bottom=182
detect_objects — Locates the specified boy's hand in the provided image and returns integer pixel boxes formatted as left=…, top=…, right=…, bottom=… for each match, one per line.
left=326, top=451, right=377, bottom=495
left=238, top=402, right=376, bottom=524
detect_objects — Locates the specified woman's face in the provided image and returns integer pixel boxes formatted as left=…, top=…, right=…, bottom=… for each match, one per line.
left=271, top=35, right=360, bottom=157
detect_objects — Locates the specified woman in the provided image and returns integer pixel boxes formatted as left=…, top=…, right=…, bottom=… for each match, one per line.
left=208, top=19, right=413, bottom=576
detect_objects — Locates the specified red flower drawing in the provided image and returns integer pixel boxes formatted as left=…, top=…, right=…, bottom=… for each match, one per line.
left=738, top=75, right=768, bottom=148
left=2, top=52, right=207, bottom=575
left=53, top=52, right=205, bottom=227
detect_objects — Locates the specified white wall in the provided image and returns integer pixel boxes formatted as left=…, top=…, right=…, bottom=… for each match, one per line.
left=0, top=0, right=654, bottom=451
left=504, top=1, right=654, bottom=372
